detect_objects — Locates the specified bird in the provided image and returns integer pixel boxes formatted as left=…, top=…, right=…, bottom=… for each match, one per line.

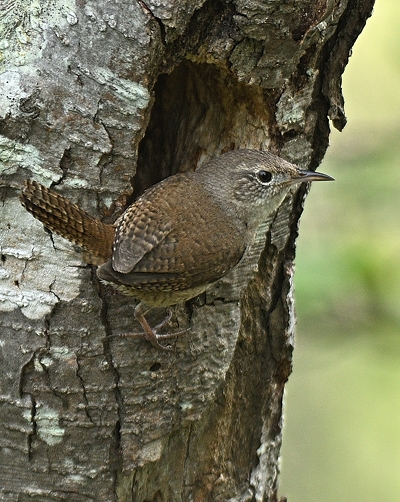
left=20, top=149, right=334, bottom=350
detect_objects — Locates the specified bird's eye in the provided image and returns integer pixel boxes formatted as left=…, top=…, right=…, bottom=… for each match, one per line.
left=258, top=170, right=272, bottom=183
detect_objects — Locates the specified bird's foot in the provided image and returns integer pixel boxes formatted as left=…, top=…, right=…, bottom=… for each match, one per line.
left=138, top=309, right=188, bottom=351
left=108, top=309, right=189, bottom=351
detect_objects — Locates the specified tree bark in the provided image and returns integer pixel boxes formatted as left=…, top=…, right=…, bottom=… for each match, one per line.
left=0, top=1, right=374, bottom=500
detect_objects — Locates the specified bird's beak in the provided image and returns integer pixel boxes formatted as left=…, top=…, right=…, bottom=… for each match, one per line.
left=289, top=169, right=335, bottom=184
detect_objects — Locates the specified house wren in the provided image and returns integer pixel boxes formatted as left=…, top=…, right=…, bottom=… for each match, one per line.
left=20, top=149, right=333, bottom=350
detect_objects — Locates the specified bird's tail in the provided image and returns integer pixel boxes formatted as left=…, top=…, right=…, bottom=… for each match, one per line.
left=20, top=180, right=115, bottom=264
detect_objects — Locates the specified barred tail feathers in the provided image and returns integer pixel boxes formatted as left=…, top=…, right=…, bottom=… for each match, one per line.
left=20, top=180, right=115, bottom=264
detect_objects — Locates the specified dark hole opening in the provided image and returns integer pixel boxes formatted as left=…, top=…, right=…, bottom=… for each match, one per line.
left=132, top=60, right=270, bottom=202
left=149, top=362, right=162, bottom=372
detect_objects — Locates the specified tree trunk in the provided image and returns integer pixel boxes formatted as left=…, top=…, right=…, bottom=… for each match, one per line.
left=0, top=1, right=374, bottom=500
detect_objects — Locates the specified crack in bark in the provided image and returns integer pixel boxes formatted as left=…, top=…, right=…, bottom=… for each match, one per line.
left=136, top=0, right=167, bottom=45
left=48, top=278, right=61, bottom=302
left=27, top=394, right=37, bottom=461
left=75, top=355, right=96, bottom=426
left=182, top=423, right=193, bottom=495
left=93, top=269, right=125, bottom=473
left=19, top=352, right=38, bottom=460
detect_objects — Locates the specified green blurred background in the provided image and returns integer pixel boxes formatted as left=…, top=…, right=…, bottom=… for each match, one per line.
left=280, top=0, right=400, bottom=500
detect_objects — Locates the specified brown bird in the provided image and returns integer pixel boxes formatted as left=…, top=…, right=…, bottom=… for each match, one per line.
left=20, top=149, right=333, bottom=350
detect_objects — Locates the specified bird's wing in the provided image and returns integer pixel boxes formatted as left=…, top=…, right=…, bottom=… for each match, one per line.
left=109, top=173, right=247, bottom=291
left=112, top=198, right=172, bottom=274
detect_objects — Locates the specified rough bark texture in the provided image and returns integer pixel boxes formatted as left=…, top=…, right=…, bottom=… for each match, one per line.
left=0, top=1, right=374, bottom=500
